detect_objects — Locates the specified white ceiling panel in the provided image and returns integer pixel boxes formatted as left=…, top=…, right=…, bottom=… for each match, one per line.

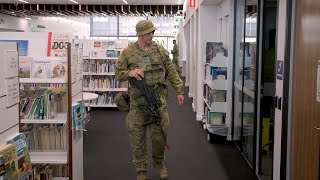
left=201, top=0, right=223, bottom=5
left=2, top=0, right=184, bottom=5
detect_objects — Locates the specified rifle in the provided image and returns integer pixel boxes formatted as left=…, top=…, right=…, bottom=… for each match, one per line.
left=129, top=76, right=170, bottom=150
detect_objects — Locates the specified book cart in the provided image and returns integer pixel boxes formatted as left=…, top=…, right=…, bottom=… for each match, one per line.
left=18, top=40, right=85, bottom=180
left=203, top=52, right=229, bottom=143
left=82, top=39, right=129, bottom=108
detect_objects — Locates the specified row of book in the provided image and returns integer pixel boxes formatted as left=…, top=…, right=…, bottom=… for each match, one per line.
left=32, top=164, right=68, bottom=180
left=20, top=91, right=68, bottom=120
left=83, top=59, right=116, bottom=74
left=23, top=124, right=68, bottom=151
left=87, top=92, right=116, bottom=106
left=92, top=40, right=125, bottom=49
left=83, top=77, right=128, bottom=90
left=90, top=50, right=121, bottom=59
left=0, top=133, right=32, bottom=180
left=19, top=57, right=67, bottom=79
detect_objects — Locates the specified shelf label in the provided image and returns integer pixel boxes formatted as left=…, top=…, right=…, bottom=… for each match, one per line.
left=5, top=50, right=18, bottom=78
left=6, top=77, right=19, bottom=107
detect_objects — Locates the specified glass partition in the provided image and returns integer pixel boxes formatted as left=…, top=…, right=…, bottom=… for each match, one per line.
left=233, top=0, right=258, bottom=168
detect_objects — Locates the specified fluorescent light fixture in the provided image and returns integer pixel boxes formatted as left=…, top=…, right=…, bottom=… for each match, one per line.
left=25, top=17, right=31, bottom=20
left=123, top=0, right=128, bottom=4
left=69, top=0, right=78, bottom=4
left=18, top=0, right=29, bottom=3
left=57, top=12, right=66, bottom=16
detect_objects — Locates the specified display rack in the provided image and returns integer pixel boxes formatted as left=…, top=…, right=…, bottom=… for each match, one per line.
left=82, top=39, right=129, bottom=108
left=203, top=53, right=229, bottom=142
left=18, top=39, right=85, bottom=180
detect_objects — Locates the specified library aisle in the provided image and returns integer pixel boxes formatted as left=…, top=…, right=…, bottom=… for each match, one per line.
left=83, top=78, right=255, bottom=180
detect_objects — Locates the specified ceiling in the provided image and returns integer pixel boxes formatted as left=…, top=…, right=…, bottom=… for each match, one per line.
left=1, top=0, right=184, bottom=5
left=0, top=0, right=184, bottom=18
left=0, top=4, right=183, bottom=17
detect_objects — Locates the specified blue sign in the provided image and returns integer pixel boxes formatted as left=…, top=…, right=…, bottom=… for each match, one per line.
left=0, top=40, right=28, bottom=56
left=276, top=60, right=283, bottom=80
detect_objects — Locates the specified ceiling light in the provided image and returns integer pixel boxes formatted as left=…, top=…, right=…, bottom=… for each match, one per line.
left=25, top=17, right=31, bottom=20
left=69, top=0, right=78, bottom=4
left=18, top=0, right=29, bottom=3
left=11, top=11, right=15, bottom=14
left=123, top=0, right=128, bottom=4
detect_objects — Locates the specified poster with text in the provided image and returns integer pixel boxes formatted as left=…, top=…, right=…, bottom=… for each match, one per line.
left=47, top=32, right=72, bottom=57
left=5, top=50, right=18, bottom=78
left=6, top=77, right=19, bottom=107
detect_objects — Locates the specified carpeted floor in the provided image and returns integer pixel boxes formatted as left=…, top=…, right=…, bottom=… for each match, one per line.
left=84, top=81, right=256, bottom=180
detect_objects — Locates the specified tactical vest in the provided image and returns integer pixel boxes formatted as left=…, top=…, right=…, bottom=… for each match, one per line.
left=128, top=42, right=168, bottom=106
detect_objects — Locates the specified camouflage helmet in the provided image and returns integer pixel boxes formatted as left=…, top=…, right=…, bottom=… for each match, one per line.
left=136, top=20, right=158, bottom=36
left=114, top=93, right=130, bottom=112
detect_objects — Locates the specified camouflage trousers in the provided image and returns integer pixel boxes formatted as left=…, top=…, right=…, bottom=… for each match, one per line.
left=172, top=57, right=179, bottom=72
left=126, top=106, right=170, bottom=173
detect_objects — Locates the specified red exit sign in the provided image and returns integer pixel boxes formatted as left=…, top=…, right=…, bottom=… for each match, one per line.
left=190, top=0, right=196, bottom=9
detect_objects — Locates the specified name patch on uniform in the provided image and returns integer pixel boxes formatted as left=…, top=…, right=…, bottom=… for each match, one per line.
left=143, top=56, right=151, bottom=63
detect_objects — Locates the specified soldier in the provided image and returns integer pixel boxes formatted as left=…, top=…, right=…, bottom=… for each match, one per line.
left=115, top=20, right=185, bottom=180
left=171, top=39, right=179, bottom=73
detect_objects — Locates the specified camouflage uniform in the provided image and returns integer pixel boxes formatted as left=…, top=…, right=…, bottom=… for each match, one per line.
left=171, top=44, right=179, bottom=72
left=115, top=20, right=184, bottom=177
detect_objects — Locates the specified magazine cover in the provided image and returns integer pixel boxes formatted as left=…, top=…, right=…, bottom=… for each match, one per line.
left=93, top=41, right=101, bottom=49
left=47, top=32, right=72, bottom=57
left=31, top=59, right=51, bottom=78
left=208, top=112, right=224, bottom=125
left=72, top=103, right=83, bottom=131
left=107, top=41, right=115, bottom=49
left=206, top=42, right=223, bottom=63
left=101, top=41, right=109, bottom=49
left=50, top=59, right=67, bottom=79
left=19, top=57, right=32, bottom=78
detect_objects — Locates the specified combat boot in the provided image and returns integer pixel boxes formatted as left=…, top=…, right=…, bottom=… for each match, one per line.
left=154, top=162, right=168, bottom=180
left=137, top=172, right=147, bottom=180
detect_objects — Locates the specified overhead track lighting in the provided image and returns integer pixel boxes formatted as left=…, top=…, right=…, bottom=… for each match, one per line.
left=69, top=0, right=78, bottom=4
left=18, top=0, right=29, bottom=3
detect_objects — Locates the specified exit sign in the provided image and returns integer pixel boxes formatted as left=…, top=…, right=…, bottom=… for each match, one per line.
left=190, top=0, right=196, bottom=9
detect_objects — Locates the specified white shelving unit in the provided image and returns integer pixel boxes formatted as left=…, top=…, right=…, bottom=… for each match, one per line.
left=83, top=87, right=128, bottom=92
left=20, top=113, right=67, bottom=124
left=29, top=151, right=68, bottom=164
left=82, top=39, right=129, bottom=108
left=203, top=53, right=229, bottom=139
left=19, top=78, right=66, bottom=84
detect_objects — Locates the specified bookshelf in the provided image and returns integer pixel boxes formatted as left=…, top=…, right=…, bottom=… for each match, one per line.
left=82, top=39, right=129, bottom=108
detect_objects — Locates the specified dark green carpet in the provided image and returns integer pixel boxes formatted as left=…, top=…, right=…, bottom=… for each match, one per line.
left=84, top=80, right=255, bottom=180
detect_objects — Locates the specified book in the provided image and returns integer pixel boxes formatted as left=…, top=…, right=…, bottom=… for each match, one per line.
left=72, top=103, right=83, bottom=131
left=212, top=69, right=227, bottom=80
left=93, top=41, right=101, bottom=48
left=206, top=42, right=224, bottom=63
left=50, top=59, right=67, bottom=79
left=0, top=144, right=18, bottom=180
left=0, top=155, right=6, bottom=178
left=19, top=57, right=32, bottom=78
left=207, top=112, right=224, bottom=125
left=31, top=59, right=51, bottom=78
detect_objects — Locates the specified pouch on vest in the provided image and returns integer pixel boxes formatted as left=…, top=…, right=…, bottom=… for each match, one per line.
left=114, top=93, right=130, bottom=112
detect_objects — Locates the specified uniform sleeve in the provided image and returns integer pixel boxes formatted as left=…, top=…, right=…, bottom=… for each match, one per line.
left=162, top=48, right=184, bottom=95
left=115, top=48, right=130, bottom=81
